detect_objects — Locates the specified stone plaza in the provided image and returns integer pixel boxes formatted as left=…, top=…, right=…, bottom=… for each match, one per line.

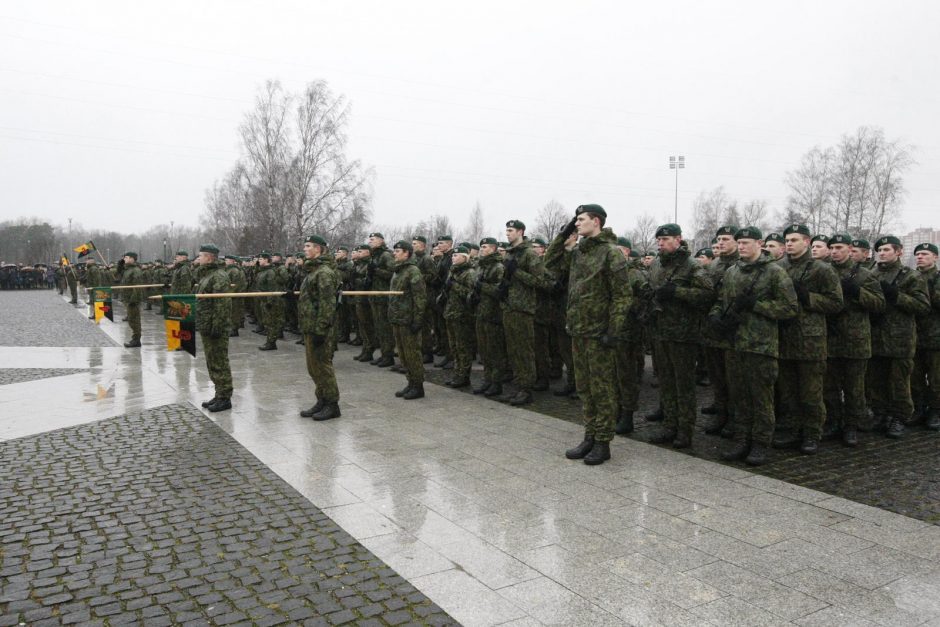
left=1, top=290, right=939, bottom=626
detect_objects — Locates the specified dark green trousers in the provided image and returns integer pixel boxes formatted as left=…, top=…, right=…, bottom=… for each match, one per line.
left=503, top=311, right=536, bottom=390
left=654, top=340, right=699, bottom=439
left=868, top=356, right=914, bottom=420
left=304, top=333, right=338, bottom=402
left=370, top=298, right=395, bottom=358
left=573, top=337, right=617, bottom=442
left=393, top=325, right=424, bottom=387
left=729, top=352, right=778, bottom=446
left=778, top=359, right=827, bottom=440
left=616, top=339, right=641, bottom=412
left=704, top=346, right=730, bottom=415
left=824, top=358, right=868, bottom=428
left=355, top=300, right=375, bottom=351
left=202, top=334, right=233, bottom=400
left=912, top=349, right=940, bottom=410
left=127, top=302, right=141, bottom=341
left=445, top=318, right=475, bottom=380
left=476, top=318, right=506, bottom=386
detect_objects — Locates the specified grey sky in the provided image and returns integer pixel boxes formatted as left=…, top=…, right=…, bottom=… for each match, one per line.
left=2, top=0, right=938, bottom=237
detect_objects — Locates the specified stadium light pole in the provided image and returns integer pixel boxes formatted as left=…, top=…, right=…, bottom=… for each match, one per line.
left=669, top=156, right=685, bottom=223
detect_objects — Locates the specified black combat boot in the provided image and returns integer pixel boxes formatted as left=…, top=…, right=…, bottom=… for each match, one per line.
left=312, top=402, right=341, bottom=421
left=704, top=414, right=729, bottom=435
left=229, top=329, right=239, bottom=337
left=553, top=382, right=576, bottom=397
left=772, top=429, right=800, bottom=449
left=258, top=341, right=277, bottom=351
left=614, top=410, right=634, bottom=435
left=496, top=389, right=516, bottom=404
left=645, top=407, right=664, bottom=422
left=402, top=385, right=424, bottom=400
left=800, top=438, right=818, bottom=454
left=745, top=443, right=768, bottom=466
left=447, top=377, right=470, bottom=389
left=472, top=381, right=491, bottom=395
left=583, top=441, right=611, bottom=466
left=886, top=416, right=904, bottom=439
left=207, top=398, right=232, bottom=412
left=145, top=302, right=152, bottom=311
left=375, top=356, right=395, bottom=368
left=355, top=350, right=374, bottom=362
left=926, top=409, right=940, bottom=431
left=509, top=390, right=533, bottom=406
left=391, top=364, right=405, bottom=373
left=395, top=385, right=412, bottom=398
left=253, top=326, right=266, bottom=335
left=720, top=440, right=750, bottom=461
left=423, top=353, right=434, bottom=364
left=124, top=338, right=141, bottom=348
left=672, top=433, right=692, bottom=449
left=700, top=404, right=718, bottom=415
left=483, top=382, right=503, bottom=397
left=565, top=436, right=594, bottom=459
left=300, top=399, right=326, bottom=417
left=842, top=427, right=858, bottom=447
left=648, top=428, right=677, bottom=444
left=532, top=378, right=549, bottom=391
left=349, top=337, right=363, bottom=346
left=201, top=396, right=218, bottom=408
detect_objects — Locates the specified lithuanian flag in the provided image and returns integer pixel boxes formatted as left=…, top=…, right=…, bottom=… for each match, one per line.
left=73, top=241, right=96, bottom=258
left=60, top=253, right=70, bottom=266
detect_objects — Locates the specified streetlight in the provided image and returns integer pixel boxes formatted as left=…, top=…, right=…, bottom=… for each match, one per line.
left=668, top=156, right=685, bottom=223
left=68, top=217, right=73, bottom=262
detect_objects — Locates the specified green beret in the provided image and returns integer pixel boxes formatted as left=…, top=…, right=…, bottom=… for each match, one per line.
left=224, top=254, right=238, bottom=261
left=480, top=237, right=498, bottom=246
left=829, top=233, right=853, bottom=246
left=735, top=226, right=763, bottom=241
left=765, top=232, right=784, bottom=244
left=295, top=252, right=304, bottom=259
left=369, top=232, right=384, bottom=240
left=453, top=245, right=471, bottom=256
left=393, top=240, right=413, bottom=253
left=458, top=241, right=473, bottom=249
left=629, top=250, right=640, bottom=258
left=304, top=234, right=328, bottom=247
left=506, top=219, right=526, bottom=230
left=498, top=242, right=510, bottom=250
left=532, top=237, right=547, bottom=247
left=467, top=242, right=480, bottom=251
left=199, top=244, right=220, bottom=255
left=811, top=234, right=829, bottom=244
left=412, top=235, right=428, bottom=244
left=695, top=248, right=715, bottom=258
left=875, top=235, right=902, bottom=248
left=616, top=237, right=632, bottom=248
left=271, top=252, right=283, bottom=258
left=337, top=245, right=349, bottom=252
left=575, top=204, right=606, bottom=218
left=715, top=225, right=738, bottom=237
left=438, top=234, right=453, bottom=242
left=123, top=251, right=138, bottom=260
left=355, top=244, right=371, bottom=251
left=852, top=238, right=871, bottom=250
left=783, top=223, right=811, bottom=237
left=915, top=243, right=939, bottom=255
left=655, top=223, right=682, bottom=237
left=175, top=250, right=188, bottom=257
left=259, top=251, right=272, bottom=259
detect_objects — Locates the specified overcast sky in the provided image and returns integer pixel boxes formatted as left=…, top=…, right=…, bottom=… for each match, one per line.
left=2, top=0, right=938, bottom=237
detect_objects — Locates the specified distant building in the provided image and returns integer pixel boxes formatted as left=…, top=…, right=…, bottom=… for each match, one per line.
left=902, top=227, right=940, bottom=265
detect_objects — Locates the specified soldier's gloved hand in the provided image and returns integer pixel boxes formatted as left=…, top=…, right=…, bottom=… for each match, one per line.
left=599, top=332, right=617, bottom=348
left=552, top=279, right=566, bottom=294
left=560, top=217, right=578, bottom=239
left=794, top=283, right=811, bottom=307
left=367, top=262, right=376, bottom=277
left=281, top=289, right=295, bottom=299
left=732, top=292, right=758, bottom=312
left=881, top=281, right=899, bottom=304
left=497, top=282, right=510, bottom=301
left=467, top=291, right=481, bottom=307
left=840, top=278, right=860, bottom=298
left=311, top=333, right=326, bottom=347
left=162, top=282, right=170, bottom=289
left=445, top=277, right=455, bottom=288
left=504, top=258, right=518, bottom=278
left=409, top=322, right=422, bottom=334
left=656, top=282, right=677, bottom=302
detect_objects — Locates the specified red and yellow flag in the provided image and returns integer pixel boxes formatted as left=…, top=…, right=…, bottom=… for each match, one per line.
left=73, top=241, right=96, bottom=258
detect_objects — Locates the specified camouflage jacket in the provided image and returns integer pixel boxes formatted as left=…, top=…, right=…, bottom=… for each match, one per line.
left=352, top=258, right=372, bottom=291
left=431, top=249, right=453, bottom=291
left=777, top=251, right=843, bottom=361
left=336, top=260, right=355, bottom=290
left=827, top=258, right=885, bottom=359
left=369, top=245, right=394, bottom=293
left=870, top=260, right=930, bottom=358
left=255, top=264, right=285, bottom=292
left=501, top=239, right=543, bottom=315
left=388, top=257, right=427, bottom=327
left=475, top=253, right=505, bottom=325
left=711, top=254, right=798, bottom=357
left=118, top=263, right=144, bottom=304
left=298, top=255, right=339, bottom=336
left=170, top=260, right=195, bottom=294
left=623, top=258, right=648, bottom=341
left=414, top=251, right=437, bottom=291
left=647, top=246, right=713, bottom=343
left=194, top=262, right=232, bottom=337
left=443, top=262, right=476, bottom=321
left=226, top=264, right=248, bottom=293
left=273, top=263, right=291, bottom=290
left=701, top=250, right=740, bottom=349
left=916, top=265, right=940, bottom=350
left=546, top=228, right=632, bottom=339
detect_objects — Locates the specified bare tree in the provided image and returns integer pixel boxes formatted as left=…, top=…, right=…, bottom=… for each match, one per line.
left=740, top=199, right=771, bottom=230
left=464, top=202, right=485, bottom=243
left=691, top=186, right=733, bottom=249
left=534, top=199, right=567, bottom=240
left=627, top=212, right=659, bottom=253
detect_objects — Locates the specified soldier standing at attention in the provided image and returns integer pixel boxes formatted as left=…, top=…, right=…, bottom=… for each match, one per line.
left=367, top=233, right=396, bottom=368
left=224, top=255, right=247, bottom=336
left=388, top=240, right=427, bottom=400
left=441, top=245, right=477, bottom=388
left=646, top=224, right=713, bottom=449
left=912, top=242, right=940, bottom=431
left=609, top=236, right=646, bottom=435
left=83, top=258, right=100, bottom=320
left=824, top=233, right=885, bottom=446
left=811, top=235, right=831, bottom=262
left=431, top=235, right=455, bottom=368
left=547, top=204, right=631, bottom=466
left=194, top=245, right=233, bottom=412
left=775, top=224, right=843, bottom=454
left=295, top=235, right=341, bottom=420
left=170, top=250, right=195, bottom=294
left=869, top=236, right=930, bottom=437
left=763, top=233, right=785, bottom=260
left=352, top=245, right=377, bottom=362
left=334, top=246, right=355, bottom=344
left=471, top=238, right=508, bottom=397
left=709, top=227, right=798, bottom=465
left=255, top=252, right=286, bottom=351
left=117, top=252, right=144, bottom=348
left=851, top=239, right=875, bottom=269
left=412, top=235, right=437, bottom=364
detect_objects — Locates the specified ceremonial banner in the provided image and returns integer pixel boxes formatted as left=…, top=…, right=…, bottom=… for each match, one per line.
left=92, top=287, right=113, bottom=323
left=73, top=241, right=96, bottom=258
left=162, top=295, right=197, bottom=357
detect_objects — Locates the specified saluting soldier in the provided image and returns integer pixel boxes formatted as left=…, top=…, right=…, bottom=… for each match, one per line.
left=255, top=252, right=286, bottom=351
left=352, top=245, right=377, bottom=362
left=441, top=245, right=477, bottom=388
left=388, top=240, right=428, bottom=400
left=911, top=243, right=940, bottom=431
left=117, top=251, right=144, bottom=348
left=412, top=235, right=437, bottom=363
left=194, top=245, right=233, bottom=412
left=367, top=233, right=396, bottom=368
left=472, top=237, right=508, bottom=397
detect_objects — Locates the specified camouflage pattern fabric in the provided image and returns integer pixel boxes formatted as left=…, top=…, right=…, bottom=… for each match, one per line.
left=868, top=356, right=915, bottom=420
left=572, top=337, right=617, bottom=442
left=170, top=260, right=195, bottom=294
left=195, top=261, right=234, bottom=400
left=369, top=245, right=396, bottom=359
left=869, top=259, right=930, bottom=359
left=298, top=254, right=341, bottom=403
left=824, top=358, right=868, bottom=429
left=255, top=264, right=286, bottom=343
left=728, top=352, right=779, bottom=446
left=393, top=325, right=424, bottom=387
left=443, top=263, right=476, bottom=380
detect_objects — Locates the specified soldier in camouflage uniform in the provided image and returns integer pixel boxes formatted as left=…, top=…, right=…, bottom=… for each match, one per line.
left=430, top=235, right=455, bottom=367
left=869, top=236, right=931, bottom=437
left=810, top=234, right=831, bottom=262
left=255, top=252, right=286, bottom=350
left=531, top=237, right=553, bottom=390
left=610, top=236, right=647, bottom=434
left=647, top=224, right=713, bottom=448
left=352, top=246, right=377, bottom=362
left=194, top=245, right=233, bottom=412
left=471, top=238, right=508, bottom=397
left=296, top=235, right=342, bottom=421
left=169, top=251, right=195, bottom=294
left=412, top=236, right=437, bottom=363
left=912, top=242, right=940, bottom=430
left=224, top=255, right=247, bottom=336
left=117, top=252, right=144, bottom=348
left=709, top=227, right=798, bottom=465
left=334, top=247, right=355, bottom=343
left=367, top=233, right=396, bottom=368
left=441, top=245, right=477, bottom=388
left=388, top=241, right=428, bottom=399
left=763, top=233, right=785, bottom=261
left=823, top=233, right=885, bottom=446
left=852, top=238, right=875, bottom=269
left=83, top=258, right=101, bottom=319
left=547, top=205, right=632, bottom=466
left=546, top=235, right=578, bottom=399
left=497, top=220, right=544, bottom=407
left=65, top=260, right=79, bottom=304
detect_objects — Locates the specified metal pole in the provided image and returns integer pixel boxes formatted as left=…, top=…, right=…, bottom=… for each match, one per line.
left=674, top=166, right=679, bottom=223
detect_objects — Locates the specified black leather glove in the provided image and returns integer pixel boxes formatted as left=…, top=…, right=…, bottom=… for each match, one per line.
left=504, top=258, right=518, bottom=279
left=656, top=282, right=677, bottom=302
left=794, top=283, right=811, bottom=307
left=367, top=261, right=376, bottom=277
left=467, top=291, right=481, bottom=307
left=733, top=292, right=758, bottom=312
left=409, top=322, right=422, bottom=334
left=445, top=277, right=455, bottom=288
left=560, top=217, right=578, bottom=239
left=841, top=278, right=860, bottom=299
left=497, top=282, right=510, bottom=301
left=281, top=289, right=294, bottom=299
left=552, top=279, right=566, bottom=295
left=311, top=333, right=326, bottom=347
left=881, top=281, right=899, bottom=304
left=599, top=333, right=617, bottom=348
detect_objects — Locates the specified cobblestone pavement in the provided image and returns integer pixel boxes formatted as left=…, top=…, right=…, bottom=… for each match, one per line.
left=423, top=356, right=940, bottom=525
left=0, top=291, right=117, bottom=347
left=0, top=404, right=455, bottom=627
left=0, top=368, right=87, bottom=386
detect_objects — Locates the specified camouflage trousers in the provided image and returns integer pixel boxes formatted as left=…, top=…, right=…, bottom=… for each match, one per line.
left=393, top=325, right=424, bottom=387
left=572, top=337, right=617, bottom=442
left=126, top=302, right=141, bottom=341
left=823, top=358, right=868, bottom=429
left=778, top=359, right=827, bottom=440
left=433, top=307, right=450, bottom=358
left=503, top=311, right=536, bottom=390
left=261, top=299, right=284, bottom=343
left=912, top=349, right=940, bottom=410
left=704, top=346, right=731, bottom=415
left=284, top=296, right=298, bottom=331
left=868, top=356, right=914, bottom=420
left=370, top=298, right=395, bottom=358
left=67, top=277, right=78, bottom=302
left=729, top=352, right=778, bottom=446
left=336, top=302, right=352, bottom=340
left=616, top=338, right=642, bottom=412
left=230, top=297, right=244, bottom=330
left=534, top=322, right=551, bottom=383
left=476, top=318, right=506, bottom=385
left=202, top=334, right=233, bottom=400
left=304, top=333, right=338, bottom=402
left=654, top=340, right=699, bottom=439
left=445, top=317, right=475, bottom=380
left=553, top=320, right=574, bottom=386
left=355, top=299, right=375, bottom=351
left=422, top=303, right=435, bottom=356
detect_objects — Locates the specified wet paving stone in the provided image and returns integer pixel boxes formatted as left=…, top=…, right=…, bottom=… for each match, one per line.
left=0, top=291, right=117, bottom=347
left=0, top=404, right=456, bottom=626
left=423, top=357, right=940, bottom=525
left=0, top=368, right=87, bottom=386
